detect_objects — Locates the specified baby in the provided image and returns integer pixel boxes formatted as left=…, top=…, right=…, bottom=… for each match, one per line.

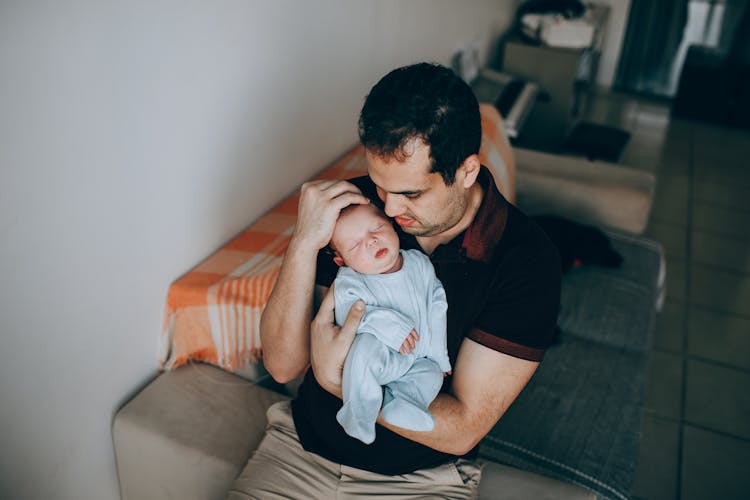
left=329, top=203, right=451, bottom=444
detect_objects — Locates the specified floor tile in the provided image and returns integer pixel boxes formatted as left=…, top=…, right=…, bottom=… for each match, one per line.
left=650, top=175, right=689, bottom=227
left=688, top=306, right=750, bottom=371
left=689, top=264, right=750, bottom=316
left=693, top=146, right=747, bottom=171
left=644, top=351, right=683, bottom=420
left=645, top=221, right=686, bottom=260
left=691, top=122, right=750, bottom=154
left=691, top=230, right=750, bottom=273
left=632, top=415, right=680, bottom=500
left=665, top=258, right=687, bottom=301
left=685, top=359, right=750, bottom=439
left=662, top=117, right=693, bottom=142
left=620, top=143, right=665, bottom=172
left=681, top=425, right=750, bottom=500
left=654, top=299, right=686, bottom=353
left=635, top=107, right=670, bottom=131
left=693, top=160, right=750, bottom=188
left=583, top=93, right=639, bottom=130
left=693, top=180, right=750, bottom=211
left=657, top=150, right=690, bottom=177
left=692, top=202, right=750, bottom=241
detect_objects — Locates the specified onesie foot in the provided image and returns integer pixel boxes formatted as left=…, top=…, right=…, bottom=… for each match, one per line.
left=336, top=404, right=376, bottom=444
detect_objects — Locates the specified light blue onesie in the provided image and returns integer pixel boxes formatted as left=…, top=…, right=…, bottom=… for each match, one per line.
left=334, top=248, right=451, bottom=444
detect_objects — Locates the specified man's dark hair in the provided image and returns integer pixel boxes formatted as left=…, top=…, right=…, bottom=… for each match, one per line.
left=358, top=62, right=481, bottom=185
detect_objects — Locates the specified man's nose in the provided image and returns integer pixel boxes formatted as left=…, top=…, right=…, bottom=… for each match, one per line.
left=382, top=193, right=403, bottom=217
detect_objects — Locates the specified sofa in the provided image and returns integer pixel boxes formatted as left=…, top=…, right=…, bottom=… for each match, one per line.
left=113, top=105, right=662, bottom=500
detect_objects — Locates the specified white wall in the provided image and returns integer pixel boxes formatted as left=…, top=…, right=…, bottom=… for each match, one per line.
left=0, top=1, right=518, bottom=498
left=595, top=0, right=632, bottom=88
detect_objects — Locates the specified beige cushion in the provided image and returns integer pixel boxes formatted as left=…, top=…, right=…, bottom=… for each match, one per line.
left=113, top=364, right=288, bottom=500
left=515, top=147, right=656, bottom=234
left=479, top=462, right=595, bottom=499
left=114, top=364, right=595, bottom=499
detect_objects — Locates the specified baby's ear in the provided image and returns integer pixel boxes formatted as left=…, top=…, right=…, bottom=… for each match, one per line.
left=333, top=255, right=345, bottom=267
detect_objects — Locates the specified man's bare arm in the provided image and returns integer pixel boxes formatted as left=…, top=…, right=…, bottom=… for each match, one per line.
left=378, top=335, right=539, bottom=455
left=260, top=180, right=368, bottom=383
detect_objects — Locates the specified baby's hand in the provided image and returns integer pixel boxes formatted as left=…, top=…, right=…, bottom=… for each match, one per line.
left=399, top=329, right=420, bottom=355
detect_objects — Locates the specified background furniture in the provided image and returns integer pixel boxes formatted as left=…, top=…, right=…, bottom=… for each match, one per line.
left=502, top=3, right=610, bottom=151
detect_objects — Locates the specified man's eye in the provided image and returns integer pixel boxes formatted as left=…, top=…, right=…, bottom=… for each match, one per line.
left=404, top=193, right=421, bottom=200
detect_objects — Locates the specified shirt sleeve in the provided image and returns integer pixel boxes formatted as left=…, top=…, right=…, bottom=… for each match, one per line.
left=468, top=234, right=561, bottom=362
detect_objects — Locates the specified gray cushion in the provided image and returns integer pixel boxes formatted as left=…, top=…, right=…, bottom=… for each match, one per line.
left=480, top=233, right=662, bottom=500
left=557, top=232, right=663, bottom=351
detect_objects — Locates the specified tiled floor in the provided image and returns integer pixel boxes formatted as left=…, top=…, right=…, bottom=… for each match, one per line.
left=578, top=89, right=750, bottom=500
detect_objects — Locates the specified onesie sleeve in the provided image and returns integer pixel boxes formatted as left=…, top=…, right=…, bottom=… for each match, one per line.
left=359, top=306, right=415, bottom=352
left=333, top=268, right=414, bottom=352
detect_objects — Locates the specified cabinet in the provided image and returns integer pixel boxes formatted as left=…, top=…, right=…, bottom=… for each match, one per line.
left=502, top=4, right=609, bottom=151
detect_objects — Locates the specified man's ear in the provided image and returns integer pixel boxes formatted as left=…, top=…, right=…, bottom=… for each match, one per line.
left=457, top=154, right=481, bottom=189
left=333, top=255, right=345, bottom=267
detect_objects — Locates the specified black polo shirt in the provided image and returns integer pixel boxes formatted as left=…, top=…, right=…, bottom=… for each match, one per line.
left=291, top=167, right=561, bottom=475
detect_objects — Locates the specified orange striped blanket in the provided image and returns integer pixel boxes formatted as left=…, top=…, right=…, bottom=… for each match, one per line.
left=159, top=104, right=515, bottom=377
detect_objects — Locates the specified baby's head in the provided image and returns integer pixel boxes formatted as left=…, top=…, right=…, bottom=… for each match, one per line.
left=330, top=203, right=402, bottom=275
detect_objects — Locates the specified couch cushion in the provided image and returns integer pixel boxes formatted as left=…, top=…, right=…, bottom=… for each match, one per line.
left=479, top=233, right=662, bottom=500
left=479, top=462, right=595, bottom=499
left=557, top=231, right=664, bottom=352
left=480, top=336, right=648, bottom=500
left=113, top=363, right=288, bottom=500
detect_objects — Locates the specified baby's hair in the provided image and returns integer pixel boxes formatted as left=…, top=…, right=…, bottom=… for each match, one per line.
left=325, top=200, right=383, bottom=256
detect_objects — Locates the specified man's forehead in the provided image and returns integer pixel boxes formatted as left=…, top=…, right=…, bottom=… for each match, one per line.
left=365, top=148, right=439, bottom=193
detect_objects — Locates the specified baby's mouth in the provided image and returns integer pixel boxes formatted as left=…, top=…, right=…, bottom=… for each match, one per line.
left=375, top=248, right=388, bottom=259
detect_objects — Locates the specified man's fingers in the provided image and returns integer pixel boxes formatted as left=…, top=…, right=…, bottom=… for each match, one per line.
left=331, top=191, right=370, bottom=210
left=313, top=285, right=336, bottom=329
left=319, top=179, right=361, bottom=195
left=338, top=300, right=364, bottom=346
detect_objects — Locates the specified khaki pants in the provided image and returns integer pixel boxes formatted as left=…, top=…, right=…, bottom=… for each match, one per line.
left=227, top=401, right=481, bottom=500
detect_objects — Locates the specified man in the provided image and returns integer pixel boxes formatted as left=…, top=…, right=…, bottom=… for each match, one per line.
left=229, top=63, right=561, bottom=499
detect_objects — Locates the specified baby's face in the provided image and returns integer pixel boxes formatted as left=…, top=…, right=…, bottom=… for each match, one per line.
left=331, top=204, right=401, bottom=274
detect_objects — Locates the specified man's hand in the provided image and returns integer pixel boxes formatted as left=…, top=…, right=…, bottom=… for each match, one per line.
left=399, top=329, right=419, bottom=355
left=294, top=180, right=369, bottom=250
left=310, top=285, right=364, bottom=398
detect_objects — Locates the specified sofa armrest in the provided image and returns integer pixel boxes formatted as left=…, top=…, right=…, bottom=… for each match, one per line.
left=514, top=147, right=656, bottom=234
left=113, top=364, right=288, bottom=500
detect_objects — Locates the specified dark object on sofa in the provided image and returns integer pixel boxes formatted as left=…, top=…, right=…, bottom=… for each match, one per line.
left=532, top=215, right=623, bottom=272
left=562, top=121, right=630, bottom=162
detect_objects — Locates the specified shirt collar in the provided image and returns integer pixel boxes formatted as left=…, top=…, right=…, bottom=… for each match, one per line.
left=461, top=165, right=508, bottom=262
left=427, top=166, right=508, bottom=264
